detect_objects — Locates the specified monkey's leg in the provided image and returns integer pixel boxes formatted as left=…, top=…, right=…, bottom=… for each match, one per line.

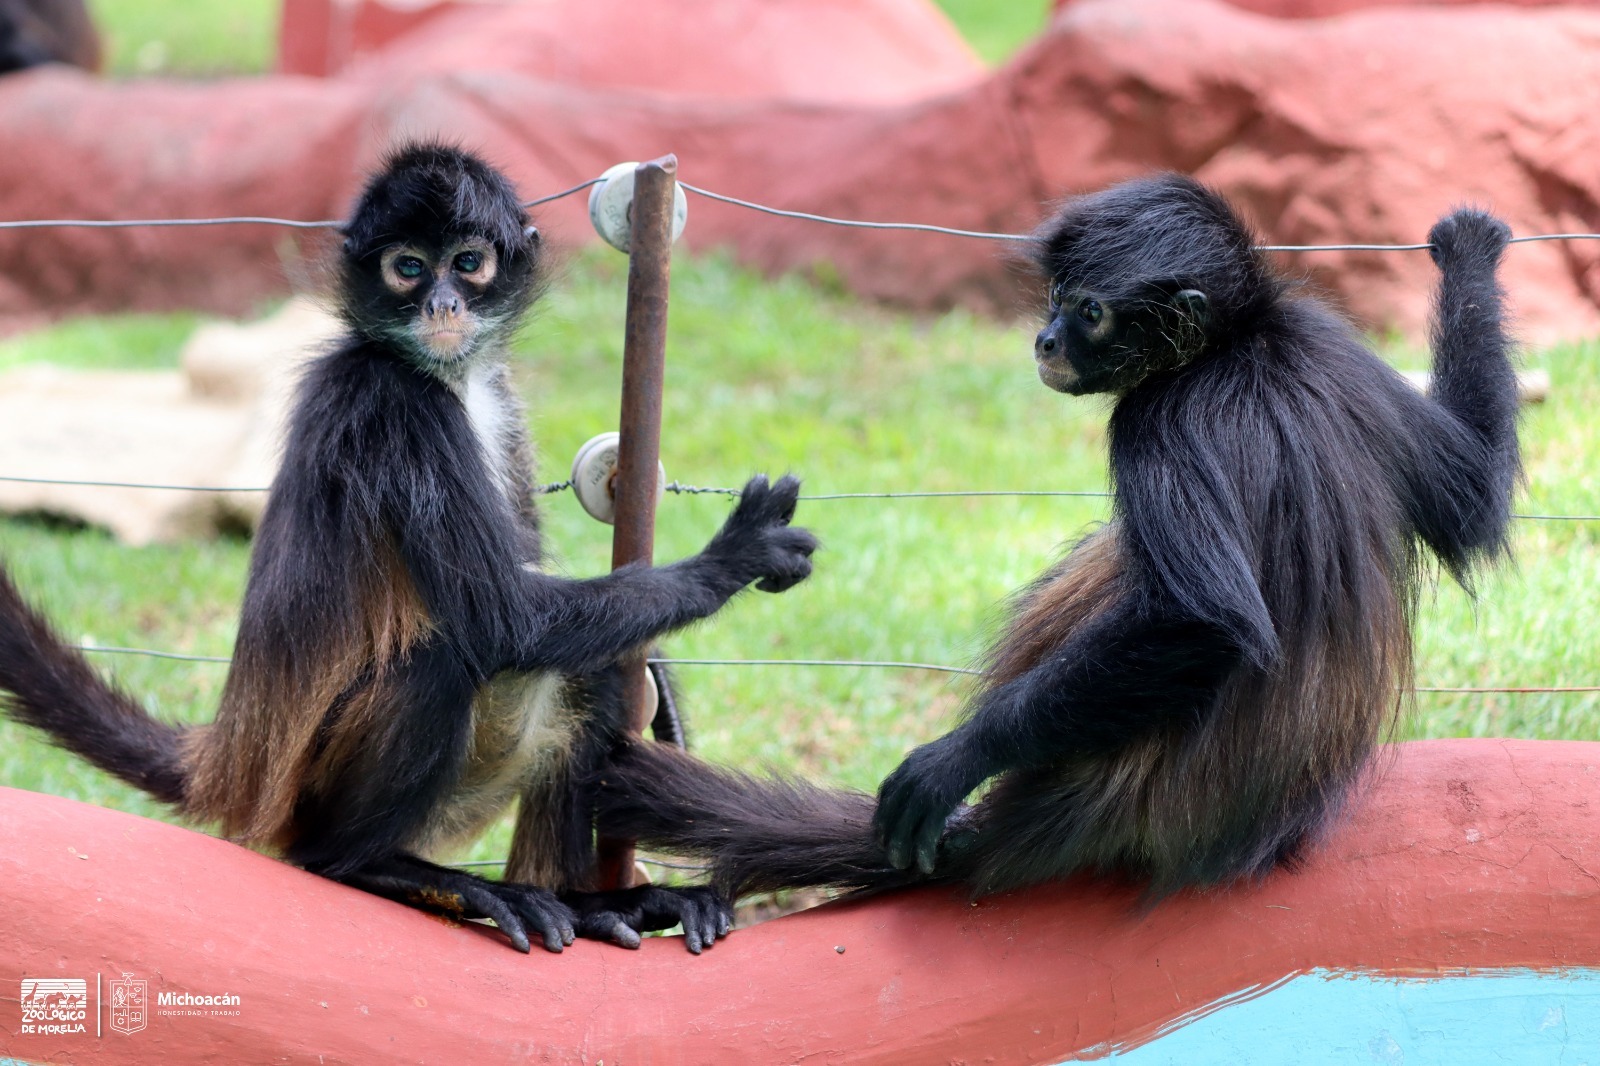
left=330, top=853, right=577, bottom=954
left=562, top=885, right=733, bottom=955
left=528, top=669, right=731, bottom=954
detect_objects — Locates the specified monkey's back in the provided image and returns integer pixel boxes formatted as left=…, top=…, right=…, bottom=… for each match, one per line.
left=961, top=300, right=1424, bottom=896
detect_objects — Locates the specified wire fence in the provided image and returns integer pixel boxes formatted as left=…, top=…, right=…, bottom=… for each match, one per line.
left=5, top=168, right=1599, bottom=699
left=1, top=173, right=1598, bottom=252
left=5, top=473, right=1598, bottom=525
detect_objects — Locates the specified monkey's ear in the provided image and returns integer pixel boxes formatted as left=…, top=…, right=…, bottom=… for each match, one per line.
left=1172, top=289, right=1209, bottom=324
left=523, top=224, right=540, bottom=246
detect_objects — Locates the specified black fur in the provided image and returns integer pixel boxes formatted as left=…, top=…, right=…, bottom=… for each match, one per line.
left=0, top=569, right=187, bottom=803
left=0, top=0, right=98, bottom=75
left=595, top=174, right=1520, bottom=903
left=0, top=143, right=816, bottom=954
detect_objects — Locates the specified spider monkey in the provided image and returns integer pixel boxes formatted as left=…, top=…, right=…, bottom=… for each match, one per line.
left=0, top=144, right=818, bottom=953
left=0, top=0, right=99, bottom=74
left=591, top=174, right=1520, bottom=903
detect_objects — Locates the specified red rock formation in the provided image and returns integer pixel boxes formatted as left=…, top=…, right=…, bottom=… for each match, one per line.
left=1056, top=0, right=1599, bottom=15
left=280, top=0, right=984, bottom=104
left=0, top=0, right=1596, bottom=341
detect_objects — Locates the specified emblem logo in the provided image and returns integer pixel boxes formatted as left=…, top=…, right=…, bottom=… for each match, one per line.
left=108, top=972, right=148, bottom=1035
left=19, top=978, right=88, bottom=1035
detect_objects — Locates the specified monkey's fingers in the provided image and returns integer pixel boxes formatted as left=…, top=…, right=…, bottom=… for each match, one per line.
left=914, top=811, right=945, bottom=877
left=657, top=886, right=732, bottom=952
left=875, top=789, right=919, bottom=872
left=768, top=474, right=803, bottom=525
left=500, top=886, right=577, bottom=953
left=754, top=528, right=818, bottom=593
left=653, top=887, right=729, bottom=951
left=458, top=882, right=536, bottom=954
left=730, top=474, right=774, bottom=521
left=575, top=909, right=644, bottom=950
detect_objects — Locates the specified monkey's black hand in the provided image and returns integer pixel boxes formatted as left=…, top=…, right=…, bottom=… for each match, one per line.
left=704, top=474, right=818, bottom=594
left=873, top=736, right=989, bottom=876
left=1427, top=209, right=1511, bottom=271
left=563, top=885, right=733, bottom=954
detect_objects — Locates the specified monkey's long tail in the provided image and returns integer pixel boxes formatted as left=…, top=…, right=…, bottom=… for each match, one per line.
left=594, top=737, right=926, bottom=899
left=0, top=564, right=188, bottom=804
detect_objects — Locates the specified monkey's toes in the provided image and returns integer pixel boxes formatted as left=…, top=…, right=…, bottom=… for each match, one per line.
left=496, top=885, right=577, bottom=953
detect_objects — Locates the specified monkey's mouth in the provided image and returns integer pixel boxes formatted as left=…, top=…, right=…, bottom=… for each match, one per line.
left=1035, top=355, right=1081, bottom=393
left=414, top=322, right=476, bottom=360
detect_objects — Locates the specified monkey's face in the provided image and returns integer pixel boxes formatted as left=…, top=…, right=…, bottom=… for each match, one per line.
left=342, top=227, right=537, bottom=372
left=1034, top=281, right=1209, bottom=396
left=376, top=237, right=501, bottom=363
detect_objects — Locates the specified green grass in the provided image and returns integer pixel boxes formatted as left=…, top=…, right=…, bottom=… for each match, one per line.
left=0, top=248, right=1597, bottom=867
left=88, top=0, right=278, bottom=76
left=932, top=0, right=1053, bottom=64
left=81, top=1, right=1048, bottom=77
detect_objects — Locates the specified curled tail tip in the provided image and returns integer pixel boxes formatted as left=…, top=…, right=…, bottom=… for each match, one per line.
left=1428, top=208, right=1513, bottom=270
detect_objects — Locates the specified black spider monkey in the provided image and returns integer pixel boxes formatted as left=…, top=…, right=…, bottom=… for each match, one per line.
left=0, top=143, right=818, bottom=953
left=591, top=173, right=1520, bottom=903
left=0, top=0, right=99, bottom=75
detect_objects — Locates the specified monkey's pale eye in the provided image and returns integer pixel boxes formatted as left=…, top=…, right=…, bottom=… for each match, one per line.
left=454, top=251, right=483, bottom=273
left=1078, top=298, right=1104, bottom=325
left=395, top=256, right=426, bottom=280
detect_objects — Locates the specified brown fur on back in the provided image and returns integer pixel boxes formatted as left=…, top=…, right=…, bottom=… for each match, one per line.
left=985, top=525, right=1125, bottom=687
left=182, top=539, right=432, bottom=845
left=962, top=533, right=1413, bottom=896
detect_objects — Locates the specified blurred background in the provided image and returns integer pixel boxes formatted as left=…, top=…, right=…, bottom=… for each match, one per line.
left=0, top=0, right=1595, bottom=877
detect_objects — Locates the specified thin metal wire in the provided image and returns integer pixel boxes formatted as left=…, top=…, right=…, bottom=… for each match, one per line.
left=1416, top=685, right=1600, bottom=694
left=678, top=181, right=1600, bottom=252
left=9, top=472, right=1599, bottom=521
left=0, top=173, right=1595, bottom=253
left=523, top=177, right=604, bottom=209
left=450, top=855, right=709, bottom=872
left=0, top=178, right=604, bottom=233
left=0, top=215, right=343, bottom=231
left=650, top=656, right=982, bottom=676
left=0, top=474, right=268, bottom=492
left=67, top=643, right=1600, bottom=694
left=1264, top=237, right=1600, bottom=251
left=72, top=645, right=230, bottom=663
left=678, top=182, right=1031, bottom=241
left=1257, top=243, right=1434, bottom=253
left=0, top=474, right=575, bottom=496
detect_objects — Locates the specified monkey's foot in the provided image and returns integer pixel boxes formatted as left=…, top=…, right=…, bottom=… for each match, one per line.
left=563, top=885, right=732, bottom=954
left=335, top=855, right=577, bottom=955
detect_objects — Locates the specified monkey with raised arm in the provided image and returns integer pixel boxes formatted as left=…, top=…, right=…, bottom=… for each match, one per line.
left=592, top=176, right=1520, bottom=904
left=0, top=144, right=817, bottom=953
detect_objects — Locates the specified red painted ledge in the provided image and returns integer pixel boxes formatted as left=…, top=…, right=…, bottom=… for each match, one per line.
left=1, top=738, right=1597, bottom=1065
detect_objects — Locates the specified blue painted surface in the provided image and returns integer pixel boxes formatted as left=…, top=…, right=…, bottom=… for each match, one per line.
left=1080, top=968, right=1600, bottom=1065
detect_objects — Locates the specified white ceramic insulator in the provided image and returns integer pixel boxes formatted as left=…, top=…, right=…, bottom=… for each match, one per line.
left=569, top=431, right=667, bottom=524
left=587, top=162, right=689, bottom=254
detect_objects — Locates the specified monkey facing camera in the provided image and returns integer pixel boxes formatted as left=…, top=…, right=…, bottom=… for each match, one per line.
left=592, top=175, right=1521, bottom=910
left=0, top=144, right=817, bottom=955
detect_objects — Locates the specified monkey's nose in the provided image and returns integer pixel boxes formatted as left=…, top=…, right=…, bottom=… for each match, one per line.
left=426, top=295, right=462, bottom=319
left=1035, top=329, right=1057, bottom=356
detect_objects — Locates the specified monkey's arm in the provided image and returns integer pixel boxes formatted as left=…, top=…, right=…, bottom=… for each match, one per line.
left=323, top=356, right=812, bottom=678
left=506, top=475, right=817, bottom=675
left=1399, top=209, right=1519, bottom=571
left=873, top=595, right=1248, bottom=874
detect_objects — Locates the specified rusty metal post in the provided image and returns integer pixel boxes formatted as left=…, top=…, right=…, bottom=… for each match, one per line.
left=594, top=155, right=678, bottom=891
